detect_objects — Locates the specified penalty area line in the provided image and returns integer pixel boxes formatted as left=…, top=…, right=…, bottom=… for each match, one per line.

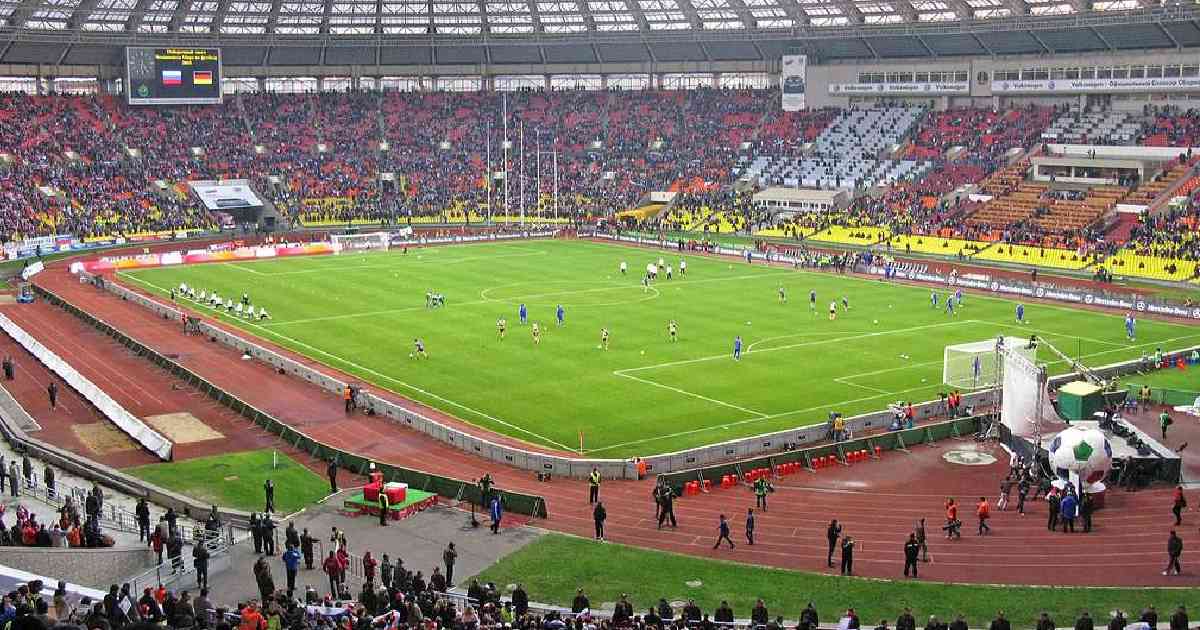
left=613, top=371, right=768, bottom=418
left=118, top=273, right=581, bottom=454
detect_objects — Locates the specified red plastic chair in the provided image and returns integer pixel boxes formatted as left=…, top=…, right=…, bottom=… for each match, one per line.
left=874, top=445, right=883, bottom=458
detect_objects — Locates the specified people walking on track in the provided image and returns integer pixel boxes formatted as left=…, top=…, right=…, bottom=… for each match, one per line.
left=713, top=514, right=734, bottom=550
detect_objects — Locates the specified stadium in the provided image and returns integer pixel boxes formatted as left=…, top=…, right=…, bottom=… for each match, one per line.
left=2, top=3, right=1200, bottom=630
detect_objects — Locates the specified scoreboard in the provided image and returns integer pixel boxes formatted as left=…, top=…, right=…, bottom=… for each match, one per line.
left=126, top=47, right=222, bottom=105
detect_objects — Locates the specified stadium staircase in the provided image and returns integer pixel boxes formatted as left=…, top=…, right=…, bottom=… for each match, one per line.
left=1105, top=211, right=1141, bottom=243
left=234, top=93, right=256, bottom=141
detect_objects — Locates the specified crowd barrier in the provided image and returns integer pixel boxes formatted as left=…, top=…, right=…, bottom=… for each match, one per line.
left=34, top=284, right=550, bottom=519
left=656, top=415, right=983, bottom=496
left=0, top=312, right=173, bottom=460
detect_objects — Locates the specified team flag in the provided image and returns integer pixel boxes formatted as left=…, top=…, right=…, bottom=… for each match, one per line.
left=193, top=71, right=213, bottom=85
left=161, top=70, right=182, bottom=86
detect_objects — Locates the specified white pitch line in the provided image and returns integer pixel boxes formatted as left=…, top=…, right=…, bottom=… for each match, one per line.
left=226, top=263, right=266, bottom=275
left=614, top=371, right=768, bottom=418
left=119, top=273, right=580, bottom=453
left=617, top=319, right=983, bottom=375
left=262, top=300, right=493, bottom=327
left=745, top=330, right=870, bottom=352
left=242, top=268, right=795, bottom=327
left=587, top=332, right=1200, bottom=455
left=978, top=320, right=1127, bottom=349
left=833, top=376, right=891, bottom=395
left=587, top=381, right=945, bottom=454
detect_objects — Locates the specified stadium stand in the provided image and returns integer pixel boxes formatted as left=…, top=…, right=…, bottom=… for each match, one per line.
left=1042, top=108, right=1143, bottom=145
left=738, top=106, right=931, bottom=190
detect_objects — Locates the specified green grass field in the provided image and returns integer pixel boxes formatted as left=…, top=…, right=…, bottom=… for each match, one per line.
left=476, top=534, right=1199, bottom=625
left=126, top=449, right=329, bottom=513
left=1121, top=367, right=1200, bottom=393
left=118, top=239, right=1200, bottom=457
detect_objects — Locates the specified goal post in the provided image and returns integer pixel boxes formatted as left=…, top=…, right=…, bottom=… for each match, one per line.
left=943, top=337, right=1033, bottom=390
left=330, top=231, right=390, bottom=254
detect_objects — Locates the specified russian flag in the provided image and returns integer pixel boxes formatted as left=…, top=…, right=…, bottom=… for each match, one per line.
left=162, top=70, right=182, bottom=86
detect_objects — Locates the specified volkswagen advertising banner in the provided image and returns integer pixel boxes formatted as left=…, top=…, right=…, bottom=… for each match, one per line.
left=781, top=55, right=807, bottom=111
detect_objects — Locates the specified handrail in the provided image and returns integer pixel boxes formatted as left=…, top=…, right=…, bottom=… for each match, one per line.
left=11, top=468, right=209, bottom=541
left=124, top=526, right=236, bottom=597
left=1145, top=162, right=1198, bottom=216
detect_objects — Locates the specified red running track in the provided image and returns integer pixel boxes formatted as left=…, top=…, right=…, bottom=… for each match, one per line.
left=10, top=258, right=1193, bottom=587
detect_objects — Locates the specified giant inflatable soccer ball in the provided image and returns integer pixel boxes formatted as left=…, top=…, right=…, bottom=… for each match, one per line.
left=1048, top=425, right=1113, bottom=485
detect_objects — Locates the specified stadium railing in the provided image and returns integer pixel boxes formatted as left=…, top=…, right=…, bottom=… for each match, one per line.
left=5, top=464, right=222, bottom=545
left=0, top=368, right=254, bottom=528
left=33, top=283, right=551, bottom=520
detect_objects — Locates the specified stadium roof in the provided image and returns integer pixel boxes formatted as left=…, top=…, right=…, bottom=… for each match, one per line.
left=0, top=4, right=1197, bottom=67
left=0, top=0, right=1195, bottom=37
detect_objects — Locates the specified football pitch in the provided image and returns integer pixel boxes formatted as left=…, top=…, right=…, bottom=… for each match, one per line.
left=118, top=239, right=1200, bottom=458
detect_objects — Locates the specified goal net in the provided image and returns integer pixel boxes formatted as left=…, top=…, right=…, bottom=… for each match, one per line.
left=943, top=337, right=1033, bottom=389
left=331, top=232, right=390, bottom=254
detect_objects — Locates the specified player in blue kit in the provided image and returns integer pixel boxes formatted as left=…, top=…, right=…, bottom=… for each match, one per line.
left=1125, top=312, right=1136, bottom=341
left=778, top=286, right=787, bottom=304
left=733, top=336, right=743, bottom=361
left=931, top=291, right=938, bottom=308
left=519, top=303, right=528, bottom=325
left=972, top=355, right=982, bottom=386
left=556, top=304, right=565, bottom=327
left=809, top=290, right=817, bottom=315
left=841, top=296, right=850, bottom=311
left=955, top=288, right=963, bottom=307
left=1016, top=303, right=1025, bottom=324
left=946, top=296, right=955, bottom=316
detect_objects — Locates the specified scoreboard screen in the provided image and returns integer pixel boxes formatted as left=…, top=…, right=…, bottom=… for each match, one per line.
left=126, top=47, right=222, bottom=105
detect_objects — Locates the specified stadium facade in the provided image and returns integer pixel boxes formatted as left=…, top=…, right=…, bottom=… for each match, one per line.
left=0, top=2, right=1198, bottom=107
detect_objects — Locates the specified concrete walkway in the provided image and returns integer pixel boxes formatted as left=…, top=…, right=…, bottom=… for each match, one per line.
left=202, top=491, right=541, bottom=605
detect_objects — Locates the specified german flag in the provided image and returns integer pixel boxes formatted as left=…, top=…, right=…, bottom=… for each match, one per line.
left=193, top=71, right=213, bottom=85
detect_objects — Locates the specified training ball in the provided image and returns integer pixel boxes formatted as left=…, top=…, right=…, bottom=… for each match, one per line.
left=922, top=378, right=927, bottom=383
left=728, top=265, right=732, bottom=269
left=640, top=350, right=645, bottom=355
left=873, top=319, right=879, bottom=324
left=408, top=353, right=414, bottom=358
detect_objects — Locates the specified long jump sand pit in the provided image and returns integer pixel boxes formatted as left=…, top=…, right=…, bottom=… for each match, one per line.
left=143, top=412, right=225, bottom=444
left=71, top=422, right=138, bottom=455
